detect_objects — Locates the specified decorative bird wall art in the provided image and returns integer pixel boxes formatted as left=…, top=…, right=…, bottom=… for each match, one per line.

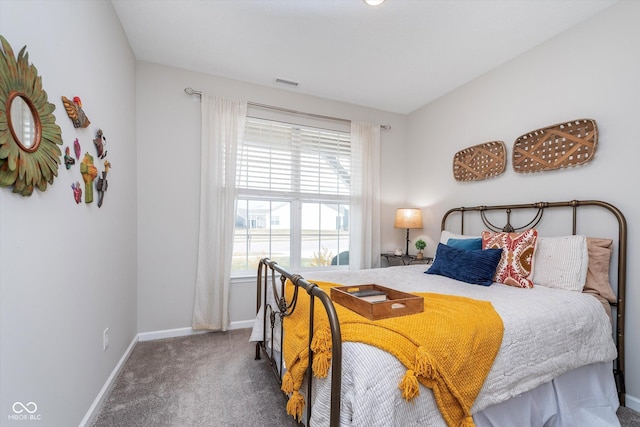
left=96, top=161, right=111, bottom=208
left=71, top=182, right=82, bottom=204
left=61, top=96, right=90, bottom=128
left=93, top=129, right=107, bottom=159
left=64, top=146, right=75, bottom=169
left=74, top=138, right=81, bottom=159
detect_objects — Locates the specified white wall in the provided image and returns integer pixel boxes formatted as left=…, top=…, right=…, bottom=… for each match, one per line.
left=0, top=1, right=137, bottom=425
left=405, top=0, right=640, bottom=407
left=135, top=62, right=408, bottom=331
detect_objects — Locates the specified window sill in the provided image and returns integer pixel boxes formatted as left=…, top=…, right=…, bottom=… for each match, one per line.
left=231, top=265, right=348, bottom=284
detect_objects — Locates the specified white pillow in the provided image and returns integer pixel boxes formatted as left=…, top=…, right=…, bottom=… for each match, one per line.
left=439, top=230, right=480, bottom=245
left=532, top=235, right=588, bottom=291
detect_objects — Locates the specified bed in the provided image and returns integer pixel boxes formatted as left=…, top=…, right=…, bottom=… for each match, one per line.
left=250, top=200, right=626, bottom=427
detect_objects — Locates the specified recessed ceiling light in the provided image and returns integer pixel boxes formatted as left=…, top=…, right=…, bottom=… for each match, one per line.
left=364, top=0, right=385, bottom=5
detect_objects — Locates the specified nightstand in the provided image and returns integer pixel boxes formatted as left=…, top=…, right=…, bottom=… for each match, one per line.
left=381, top=253, right=433, bottom=266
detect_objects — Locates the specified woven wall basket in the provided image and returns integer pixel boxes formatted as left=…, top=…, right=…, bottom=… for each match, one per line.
left=453, top=141, right=506, bottom=182
left=512, top=119, right=598, bottom=173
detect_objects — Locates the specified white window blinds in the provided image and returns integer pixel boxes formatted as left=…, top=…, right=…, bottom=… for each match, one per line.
left=237, top=117, right=351, bottom=200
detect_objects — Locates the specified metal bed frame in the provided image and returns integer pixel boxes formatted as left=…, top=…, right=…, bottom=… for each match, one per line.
left=255, top=199, right=627, bottom=426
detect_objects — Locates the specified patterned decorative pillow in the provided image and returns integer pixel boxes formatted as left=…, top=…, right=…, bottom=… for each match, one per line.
left=481, top=229, right=538, bottom=288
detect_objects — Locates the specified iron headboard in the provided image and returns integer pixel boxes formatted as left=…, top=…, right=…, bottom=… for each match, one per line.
left=441, top=199, right=627, bottom=405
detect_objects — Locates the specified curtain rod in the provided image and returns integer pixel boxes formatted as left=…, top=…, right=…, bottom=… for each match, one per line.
left=184, top=87, right=391, bottom=130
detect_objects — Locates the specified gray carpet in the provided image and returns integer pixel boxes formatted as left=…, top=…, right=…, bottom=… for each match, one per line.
left=91, top=329, right=640, bottom=426
left=619, top=406, right=640, bottom=427
left=90, top=329, right=299, bottom=427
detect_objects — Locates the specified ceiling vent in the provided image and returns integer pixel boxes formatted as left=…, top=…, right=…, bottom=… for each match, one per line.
left=275, top=78, right=299, bottom=88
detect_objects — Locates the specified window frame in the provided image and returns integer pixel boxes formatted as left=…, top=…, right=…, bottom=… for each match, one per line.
left=231, top=115, right=351, bottom=277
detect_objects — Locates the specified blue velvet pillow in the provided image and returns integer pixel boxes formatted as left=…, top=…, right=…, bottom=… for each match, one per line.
left=446, top=237, right=483, bottom=251
left=426, top=243, right=503, bottom=286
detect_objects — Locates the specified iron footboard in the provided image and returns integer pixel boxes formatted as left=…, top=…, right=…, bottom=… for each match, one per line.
left=255, top=258, right=342, bottom=426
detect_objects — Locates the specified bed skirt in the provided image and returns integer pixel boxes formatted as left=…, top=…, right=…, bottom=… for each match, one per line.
left=293, top=359, right=619, bottom=427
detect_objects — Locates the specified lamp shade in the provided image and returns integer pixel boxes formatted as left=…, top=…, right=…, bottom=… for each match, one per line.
left=394, top=208, right=423, bottom=229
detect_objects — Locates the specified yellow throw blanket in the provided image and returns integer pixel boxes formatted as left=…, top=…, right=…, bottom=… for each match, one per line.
left=281, top=281, right=504, bottom=427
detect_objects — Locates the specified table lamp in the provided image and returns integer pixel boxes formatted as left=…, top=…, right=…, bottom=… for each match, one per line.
left=394, top=208, right=423, bottom=256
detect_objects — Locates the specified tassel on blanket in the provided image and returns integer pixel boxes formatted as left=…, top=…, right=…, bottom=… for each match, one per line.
left=414, top=346, right=436, bottom=379
left=286, top=390, right=305, bottom=421
left=459, top=416, right=476, bottom=427
left=281, top=371, right=294, bottom=394
left=312, top=350, right=331, bottom=378
left=399, top=369, right=420, bottom=401
left=310, top=324, right=332, bottom=378
left=311, top=325, right=332, bottom=353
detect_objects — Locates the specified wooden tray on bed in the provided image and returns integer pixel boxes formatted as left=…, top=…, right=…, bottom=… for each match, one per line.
left=330, top=284, right=423, bottom=320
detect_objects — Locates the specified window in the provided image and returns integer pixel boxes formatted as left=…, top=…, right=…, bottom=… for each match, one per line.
left=232, top=117, right=351, bottom=274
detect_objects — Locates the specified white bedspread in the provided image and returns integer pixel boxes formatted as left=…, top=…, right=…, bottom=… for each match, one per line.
left=250, top=265, right=618, bottom=427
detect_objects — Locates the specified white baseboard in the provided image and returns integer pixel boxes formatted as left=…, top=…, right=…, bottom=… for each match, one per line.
left=137, top=321, right=253, bottom=342
left=626, top=393, right=640, bottom=412
left=229, top=319, right=255, bottom=330
left=78, top=335, right=139, bottom=427
left=137, top=326, right=209, bottom=342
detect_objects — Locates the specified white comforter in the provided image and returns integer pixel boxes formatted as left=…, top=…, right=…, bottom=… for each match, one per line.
left=250, top=265, right=617, bottom=427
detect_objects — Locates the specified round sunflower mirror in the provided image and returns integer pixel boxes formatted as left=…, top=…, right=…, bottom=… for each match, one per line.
left=8, top=92, right=41, bottom=151
left=0, top=35, right=63, bottom=196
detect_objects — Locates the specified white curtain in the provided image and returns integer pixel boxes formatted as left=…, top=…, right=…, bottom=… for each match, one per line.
left=192, top=95, right=247, bottom=331
left=349, top=121, right=381, bottom=269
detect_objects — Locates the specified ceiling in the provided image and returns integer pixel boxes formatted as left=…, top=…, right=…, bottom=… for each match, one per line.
left=112, top=0, right=618, bottom=114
